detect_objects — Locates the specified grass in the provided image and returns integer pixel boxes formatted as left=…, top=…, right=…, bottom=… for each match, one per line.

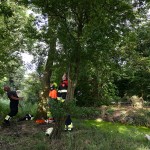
left=85, top=119, right=150, bottom=136
left=1, top=99, right=150, bottom=150
left=1, top=119, right=150, bottom=150
left=67, top=119, right=150, bottom=150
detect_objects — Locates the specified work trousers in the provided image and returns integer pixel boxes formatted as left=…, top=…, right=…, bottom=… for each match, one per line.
left=8, top=102, right=18, bottom=117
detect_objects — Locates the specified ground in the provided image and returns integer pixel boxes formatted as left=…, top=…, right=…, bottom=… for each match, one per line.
left=0, top=120, right=54, bottom=150
left=0, top=106, right=150, bottom=150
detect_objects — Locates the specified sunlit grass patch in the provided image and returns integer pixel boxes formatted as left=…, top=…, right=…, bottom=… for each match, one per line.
left=84, top=119, right=150, bottom=136
left=81, top=119, right=150, bottom=148
left=62, top=119, right=150, bottom=150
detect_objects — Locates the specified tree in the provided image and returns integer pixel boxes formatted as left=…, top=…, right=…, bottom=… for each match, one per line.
left=16, top=0, right=150, bottom=139
left=0, top=0, right=29, bottom=81
left=115, top=22, right=150, bottom=100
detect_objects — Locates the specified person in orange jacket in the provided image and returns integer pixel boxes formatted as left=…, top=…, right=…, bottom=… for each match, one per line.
left=47, top=81, right=58, bottom=123
left=49, top=83, right=57, bottom=99
left=36, top=82, right=58, bottom=124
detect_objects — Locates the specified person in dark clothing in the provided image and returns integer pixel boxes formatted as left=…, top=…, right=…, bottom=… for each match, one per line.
left=57, top=73, right=73, bottom=131
left=65, top=114, right=73, bottom=131
left=3, top=86, right=23, bottom=126
left=57, top=80, right=68, bottom=102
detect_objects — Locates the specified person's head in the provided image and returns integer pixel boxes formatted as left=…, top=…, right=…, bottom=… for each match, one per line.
left=62, top=73, right=67, bottom=81
left=50, top=81, right=57, bottom=90
left=3, top=86, right=10, bottom=92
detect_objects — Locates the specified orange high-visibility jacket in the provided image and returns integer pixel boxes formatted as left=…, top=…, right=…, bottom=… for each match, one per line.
left=49, top=89, right=57, bottom=99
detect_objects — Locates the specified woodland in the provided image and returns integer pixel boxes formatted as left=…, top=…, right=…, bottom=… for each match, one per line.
left=1, top=0, right=150, bottom=149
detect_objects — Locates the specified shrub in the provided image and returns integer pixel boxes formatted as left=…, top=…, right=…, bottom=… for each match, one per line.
left=126, top=109, right=150, bottom=127
left=0, top=99, right=9, bottom=117
left=49, top=100, right=100, bottom=119
left=0, top=98, right=38, bottom=121
left=17, top=101, right=38, bottom=118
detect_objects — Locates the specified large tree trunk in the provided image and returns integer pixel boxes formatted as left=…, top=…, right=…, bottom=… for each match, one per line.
left=37, top=69, right=52, bottom=119
left=37, top=35, right=56, bottom=119
left=66, top=41, right=81, bottom=101
left=66, top=71, right=77, bottom=101
left=65, top=13, right=84, bottom=101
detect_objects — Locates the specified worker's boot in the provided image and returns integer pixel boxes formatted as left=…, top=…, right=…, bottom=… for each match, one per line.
left=2, top=115, right=11, bottom=126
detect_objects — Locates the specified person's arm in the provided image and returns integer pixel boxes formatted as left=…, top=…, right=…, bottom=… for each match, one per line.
left=10, top=95, right=23, bottom=101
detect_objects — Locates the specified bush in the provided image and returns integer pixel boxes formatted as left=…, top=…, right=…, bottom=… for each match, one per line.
left=63, top=100, right=100, bottom=119
left=126, top=109, right=150, bottom=127
left=49, top=99, right=100, bottom=119
left=0, top=99, right=9, bottom=118
left=17, top=101, right=38, bottom=118
left=102, top=106, right=150, bottom=128
left=0, top=98, right=38, bottom=121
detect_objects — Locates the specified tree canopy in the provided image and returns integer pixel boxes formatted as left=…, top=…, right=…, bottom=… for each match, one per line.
left=1, top=0, right=150, bottom=105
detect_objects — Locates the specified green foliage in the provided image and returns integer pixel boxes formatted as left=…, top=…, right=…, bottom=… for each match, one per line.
left=0, top=1, right=29, bottom=79
left=0, top=98, right=38, bottom=119
left=114, top=22, right=150, bottom=101
left=49, top=99, right=66, bottom=118
left=73, top=106, right=100, bottom=119
left=22, top=0, right=138, bottom=106
left=75, top=69, right=120, bottom=106
left=18, top=100, right=38, bottom=118
left=0, top=79, right=6, bottom=95
left=0, top=99, right=9, bottom=119
left=106, top=108, right=115, bottom=115
left=22, top=73, right=41, bottom=104
left=75, top=75, right=98, bottom=106
left=49, top=99, right=100, bottom=119
left=2, top=0, right=150, bottom=113
left=0, top=1, right=13, bottom=17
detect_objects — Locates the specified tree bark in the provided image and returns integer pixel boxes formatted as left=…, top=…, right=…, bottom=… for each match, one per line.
left=49, top=117, right=66, bottom=139
left=37, top=35, right=56, bottom=118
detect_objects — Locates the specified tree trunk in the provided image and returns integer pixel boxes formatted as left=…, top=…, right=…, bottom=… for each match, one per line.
left=49, top=117, right=66, bottom=139
left=46, top=4, right=84, bottom=139
left=37, top=70, right=51, bottom=119
left=66, top=78, right=77, bottom=101
left=37, top=36, right=56, bottom=119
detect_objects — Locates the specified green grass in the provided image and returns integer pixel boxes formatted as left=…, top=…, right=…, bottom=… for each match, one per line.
left=30, top=119, right=150, bottom=150
left=85, top=119, right=150, bottom=136
left=0, top=118, right=150, bottom=150
left=1, top=99, right=150, bottom=150
left=72, top=119, right=150, bottom=150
